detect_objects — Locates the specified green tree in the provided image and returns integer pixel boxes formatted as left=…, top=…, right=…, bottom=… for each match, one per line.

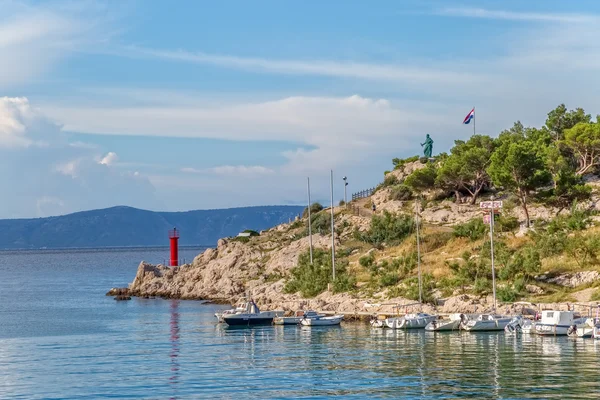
left=404, top=164, right=438, bottom=193
left=545, top=104, right=591, bottom=141
left=436, top=135, right=495, bottom=204
left=488, top=138, right=551, bottom=227
left=564, top=122, right=600, bottom=175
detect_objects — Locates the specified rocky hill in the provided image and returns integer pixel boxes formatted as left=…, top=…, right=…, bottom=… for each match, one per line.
left=123, top=105, right=600, bottom=314
left=0, top=205, right=304, bottom=249
left=123, top=160, right=600, bottom=315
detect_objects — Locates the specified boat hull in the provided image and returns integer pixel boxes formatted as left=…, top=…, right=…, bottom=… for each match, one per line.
left=223, top=316, right=274, bottom=326
left=273, top=317, right=302, bottom=325
left=300, top=316, right=343, bottom=326
left=462, top=318, right=511, bottom=331
left=425, top=319, right=461, bottom=331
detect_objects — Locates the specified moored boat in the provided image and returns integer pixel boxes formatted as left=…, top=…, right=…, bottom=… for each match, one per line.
left=386, top=312, right=437, bottom=329
left=215, top=298, right=250, bottom=323
left=222, top=299, right=280, bottom=326
left=461, top=313, right=512, bottom=332
left=300, top=314, right=343, bottom=326
left=425, top=313, right=462, bottom=332
left=274, top=310, right=323, bottom=325
left=534, top=310, right=585, bottom=336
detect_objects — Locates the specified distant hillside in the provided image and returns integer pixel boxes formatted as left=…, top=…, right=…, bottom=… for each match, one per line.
left=0, top=205, right=304, bottom=249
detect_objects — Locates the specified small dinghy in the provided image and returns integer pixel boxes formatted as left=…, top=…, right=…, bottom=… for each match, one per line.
left=425, top=313, right=462, bottom=332
left=274, top=310, right=323, bottom=325
left=300, top=314, right=343, bottom=326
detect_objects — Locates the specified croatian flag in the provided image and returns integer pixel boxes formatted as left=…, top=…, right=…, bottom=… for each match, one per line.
left=463, top=108, right=475, bottom=124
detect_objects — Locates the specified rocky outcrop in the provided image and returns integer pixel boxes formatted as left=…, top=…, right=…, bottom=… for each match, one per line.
left=545, top=271, right=600, bottom=288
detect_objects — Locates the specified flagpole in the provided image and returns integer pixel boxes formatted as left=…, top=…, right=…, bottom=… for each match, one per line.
left=473, top=106, right=476, bottom=135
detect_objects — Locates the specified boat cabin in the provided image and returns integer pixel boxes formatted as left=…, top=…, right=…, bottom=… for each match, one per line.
left=540, top=310, right=575, bottom=326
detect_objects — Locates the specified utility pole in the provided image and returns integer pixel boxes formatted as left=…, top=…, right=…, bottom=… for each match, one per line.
left=307, top=177, right=313, bottom=264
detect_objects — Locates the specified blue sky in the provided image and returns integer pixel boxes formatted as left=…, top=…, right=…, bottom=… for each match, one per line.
left=2, top=0, right=600, bottom=218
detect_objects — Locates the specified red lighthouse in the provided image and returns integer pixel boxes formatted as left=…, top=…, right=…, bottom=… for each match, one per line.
left=169, top=227, right=179, bottom=266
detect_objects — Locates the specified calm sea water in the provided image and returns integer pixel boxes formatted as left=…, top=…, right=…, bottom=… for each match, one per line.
left=1, top=248, right=599, bottom=399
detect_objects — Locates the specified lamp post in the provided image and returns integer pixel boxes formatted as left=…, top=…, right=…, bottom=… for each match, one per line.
left=343, top=176, right=348, bottom=208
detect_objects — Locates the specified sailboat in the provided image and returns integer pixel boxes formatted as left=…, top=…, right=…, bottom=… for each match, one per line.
left=385, top=199, right=437, bottom=329
left=460, top=199, right=511, bottom=332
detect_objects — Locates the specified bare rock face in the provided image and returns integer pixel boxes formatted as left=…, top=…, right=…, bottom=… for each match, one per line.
left=526, top=284, right=545, bottom=295
left=546, top=271, right=600, bottom=288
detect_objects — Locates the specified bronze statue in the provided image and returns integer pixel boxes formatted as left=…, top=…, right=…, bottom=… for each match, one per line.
left=421, top=134, right=433, bottom=158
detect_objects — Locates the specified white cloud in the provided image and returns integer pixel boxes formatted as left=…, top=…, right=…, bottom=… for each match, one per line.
left=99, top=151, right=118, bottom=166
left=0, top=97, right=162, bottom=218
left=0, top=1, right=120, bottom=88
left=124, top=46, right=484, bottom=86
left=181, top=165, right=275, bottom=176
left=437, top=7, right=597, bottom=23
left=0, top=97, right=55, bottom=148
left=56, top=159, right=81, bottom=178
left=211, top=165, right=275, bottom=175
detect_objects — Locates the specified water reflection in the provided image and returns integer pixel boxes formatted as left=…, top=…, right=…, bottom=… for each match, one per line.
left=169, top=300, right=180, bottom=400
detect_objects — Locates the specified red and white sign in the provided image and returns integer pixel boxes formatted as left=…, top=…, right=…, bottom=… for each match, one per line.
left=479, top=201, right=503, bottom=209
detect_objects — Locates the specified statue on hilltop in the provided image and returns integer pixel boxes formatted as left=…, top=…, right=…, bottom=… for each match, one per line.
left=421, top=134, right=434, bottom=159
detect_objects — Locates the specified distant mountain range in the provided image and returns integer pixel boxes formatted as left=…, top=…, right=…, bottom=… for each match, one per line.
left=0, top=205, right=304, bottom=249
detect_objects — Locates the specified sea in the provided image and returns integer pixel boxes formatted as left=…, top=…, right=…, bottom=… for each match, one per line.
left=1, top=248, right=599, bottom=399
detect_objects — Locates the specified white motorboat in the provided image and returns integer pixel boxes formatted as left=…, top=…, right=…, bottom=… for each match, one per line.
left=215, top=299, right=248, bottom=323
left=425, top=313, right=462, bottom=331
left=567, top=318, right=598, bottom=338
left=461, top=313, right=512, bottom=331
left=534, top=310, right=586, bottom=336
left=274, top=310, right=323, bottom=325
left=386, top=312, right=437, bottom=329
left=300, top=314, right=343, bottom=326
left=222, top=299, right=281, bottom=326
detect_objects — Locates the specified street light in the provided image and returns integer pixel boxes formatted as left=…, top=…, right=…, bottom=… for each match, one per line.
left=343, top=176, right=348, bottom=208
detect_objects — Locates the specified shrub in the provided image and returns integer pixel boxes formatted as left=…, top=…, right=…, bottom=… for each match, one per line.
left=495, top=216, right=520, bottom=233
left=405, top=164, right=437, bottom=192
left=354, top=211, right=414, bottom=247
left=302, top=202, right=324, bottom=218
left=392, top=155, right=419, bottom=170
left=447, top=252, right=491, bottom=282
left=422, top=231, right=453, bottom=252
left=497, top=285, right=518, bottom=302
left=547, top=208, right=590, bottom=233
left=403, top=273, right=435, bottom=304
left=310, top=212, right=331, bottom=235
left=498, top=246, right=541, bottom=280
left=473, top=277, right=491, bottom=295
left=383, top=174, right=400, bottom=187
left=284, top=249, right=355, bottom=297
left=379, top=272, right=400, bottom=287
left=359, top=253, right=375, bottom=268
left=453, top=219, right=487, bottom=241
left=339, top=200, right=346, bottom=207
left=242, top=229, right=260, bottom=236
left=389, top=184, right=413, bottom=201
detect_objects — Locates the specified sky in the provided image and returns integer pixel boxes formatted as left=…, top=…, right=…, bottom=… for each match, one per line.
left=2, top=0, right=600, bottom=218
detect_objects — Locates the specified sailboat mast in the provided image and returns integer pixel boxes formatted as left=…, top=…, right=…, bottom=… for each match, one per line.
left=416, top=198, right=422, bottom=304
